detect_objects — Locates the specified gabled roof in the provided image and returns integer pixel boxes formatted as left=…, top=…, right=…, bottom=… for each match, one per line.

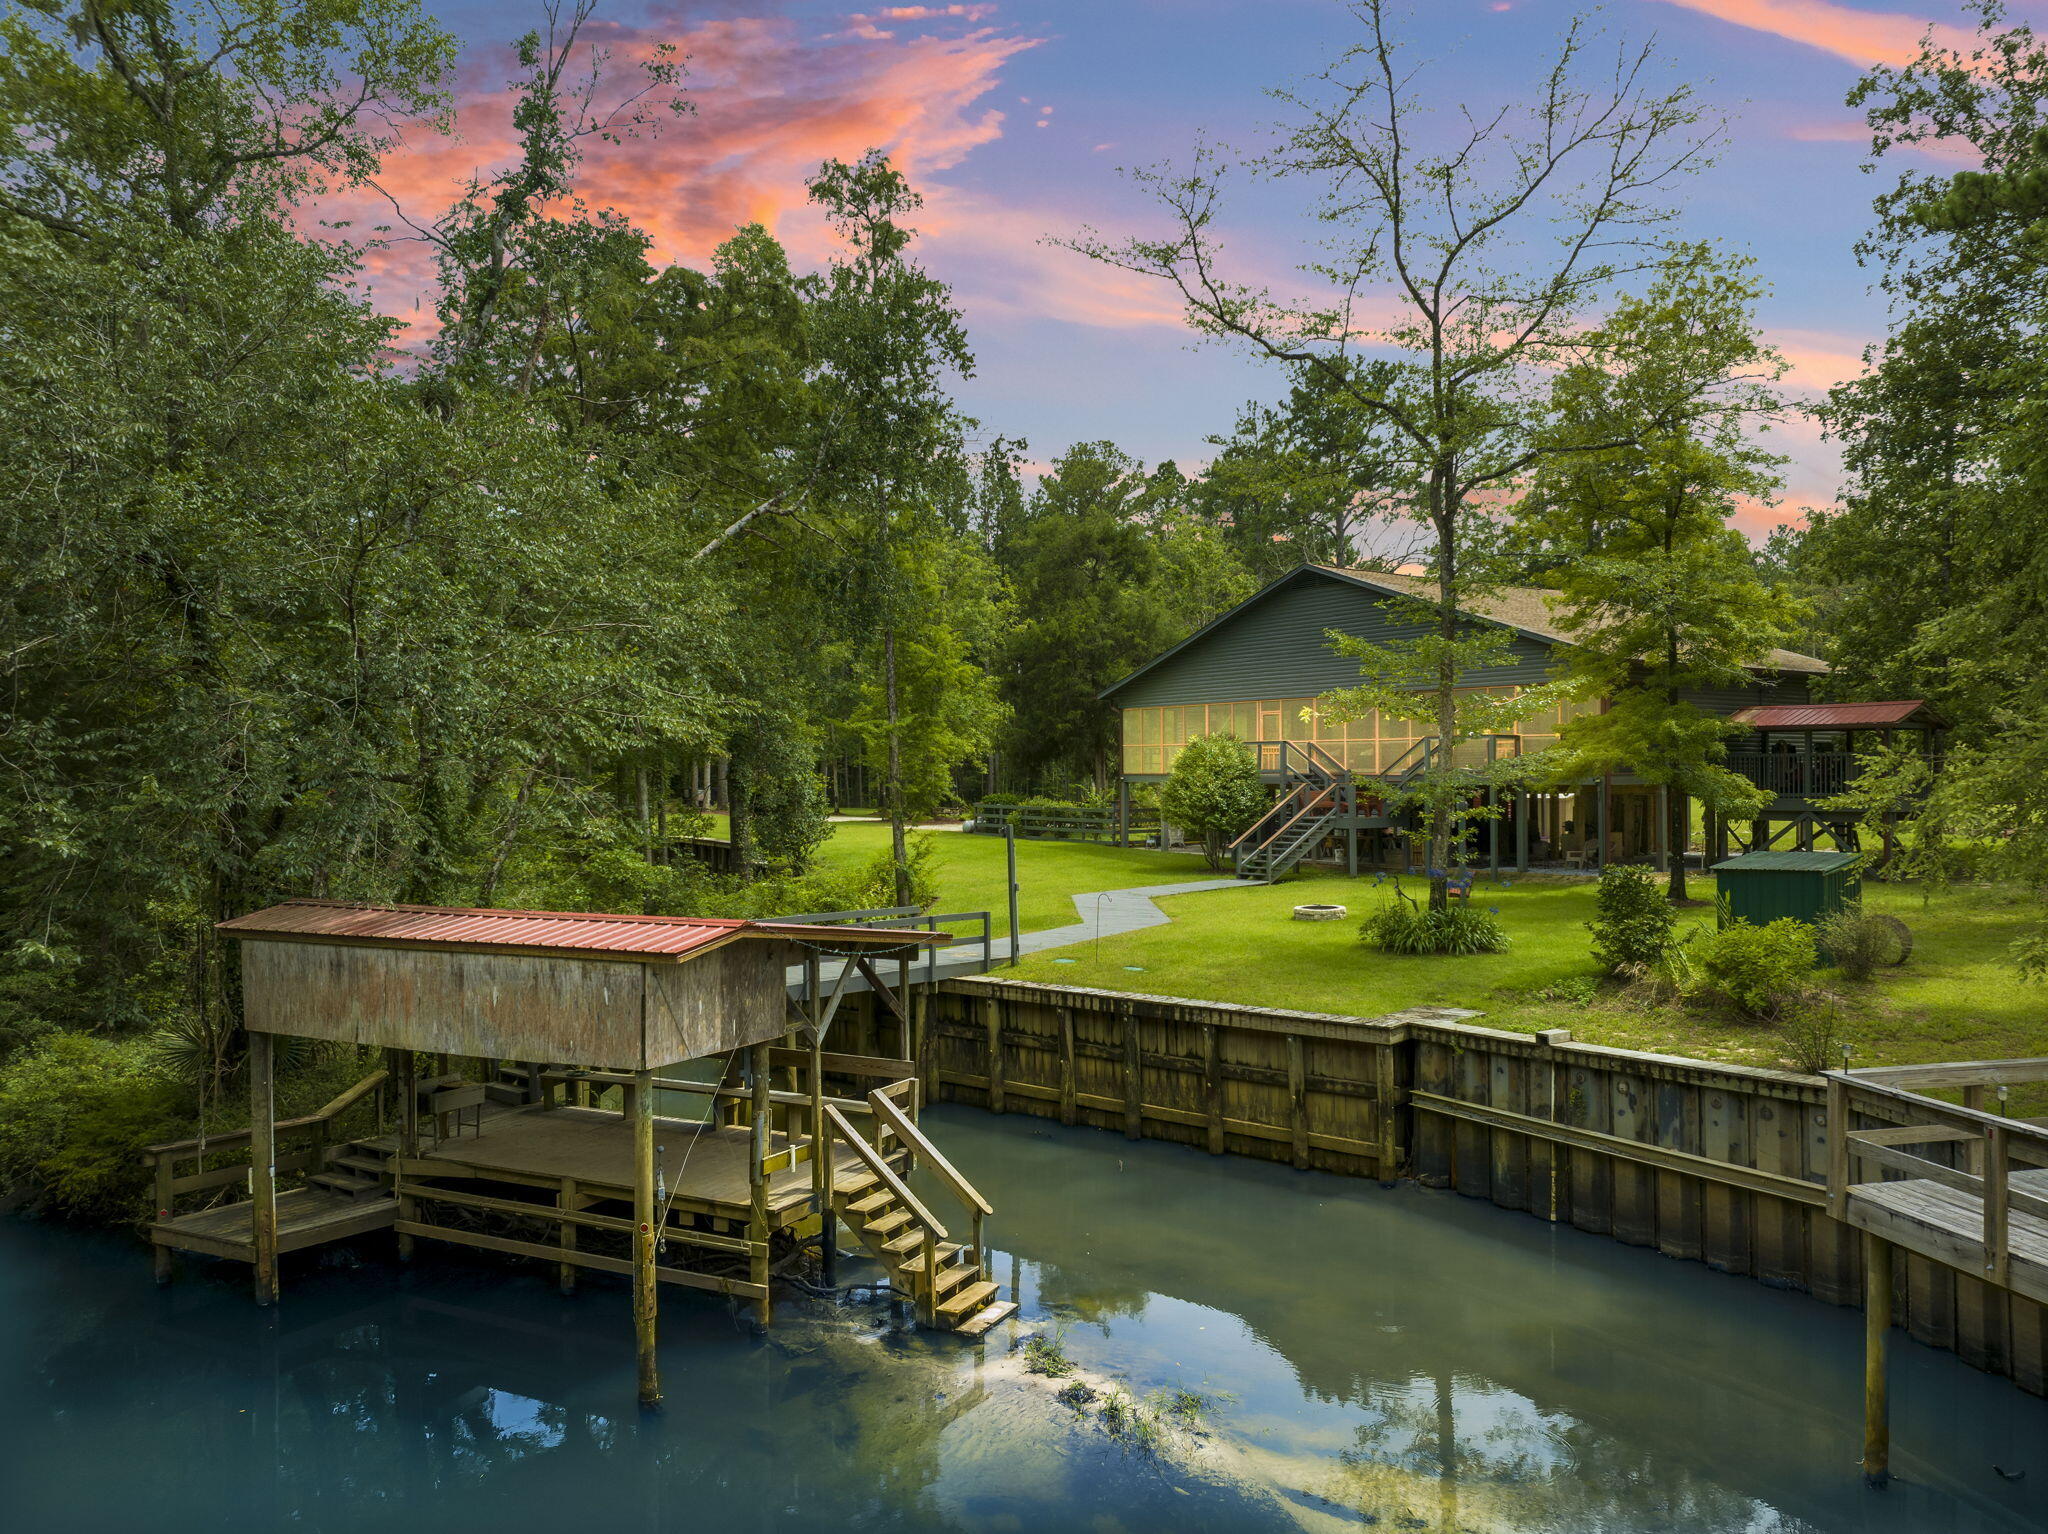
left=219, top=899, right=943, bottom=962
left=1098, top=562, right=1827, bottom=701
left=1727, top=700, right=1944, bottom=730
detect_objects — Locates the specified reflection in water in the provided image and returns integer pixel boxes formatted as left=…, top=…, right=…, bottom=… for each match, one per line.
left=3, top=1107, right=2045, bottom=1533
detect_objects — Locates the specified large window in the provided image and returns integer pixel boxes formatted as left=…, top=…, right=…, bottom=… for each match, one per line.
left=1120, top=690, right=1598, bottom=775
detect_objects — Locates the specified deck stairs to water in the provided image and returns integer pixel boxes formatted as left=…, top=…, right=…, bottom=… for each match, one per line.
left=832, top=1162, right=1015, bottom=1336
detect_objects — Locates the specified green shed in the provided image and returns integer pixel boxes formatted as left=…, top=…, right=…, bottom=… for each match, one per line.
left=1710, top=849, right=1861, bottom=930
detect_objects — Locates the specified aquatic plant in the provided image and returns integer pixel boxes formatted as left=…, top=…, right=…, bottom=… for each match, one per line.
left=1020, top=1329, right=1074, bottom=1379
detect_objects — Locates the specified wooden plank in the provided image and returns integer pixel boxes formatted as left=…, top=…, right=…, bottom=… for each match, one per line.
left=250, top=1031, right=278, bottom=1305
left=1122, top=1008, right=1143, bottom=1142
left=1808, top=1099, right=1859, bottom=1306
left=393, top=1220, right=769, bottom=1301
left=1413, top=1040, right=1453, bottom=1187
left=1286, top=1034, right=1310, bottom=1170
left=869, top=1091, right=992, bottom=1215
left=984, top=997, right=1005, bottom=1114
left=1453, top=1046, right=1492, bottom=1200
left=1058, top=1006, right=1078, bottom=1127
left=1375, top=1042, right=1402, bottom=1183
left=1609, top=1072, right=1654, bottom=1247
left=1568, top=1064, right=1613, bottom=1237
left=1409, top=1093, right=1827, bottom=1206
left=1655, top=1081, right=1703, bottom=1263
left=1750, top=1094, right=1806, bottom=1288
left=1203, top=1025, right=1224, bottom=1155
left=1700, top=1088, right=1751, bottom=1276
left=1489, top=1054, right=1530, bottom=1214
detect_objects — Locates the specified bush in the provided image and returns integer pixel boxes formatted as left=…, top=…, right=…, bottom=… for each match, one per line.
left=1157, top=733, right=1268, bottom=870
left=1588, top=864, right=1676, bottom=976
left=0, top=1033, right=186, bottom=1223
left=1360, top=897, right=1510, bottom=957
left=1781, top=989, right=1851, bottom=1075
left=1813, top=907, right=1909, bottom=981
left=1684, top=917, right=1817, bottom=1017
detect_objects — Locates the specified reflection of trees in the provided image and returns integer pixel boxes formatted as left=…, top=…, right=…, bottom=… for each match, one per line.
left=1328, top=1370, right=1781, bottom=1532
left=1030, top=1260, right=1150, bottom=1328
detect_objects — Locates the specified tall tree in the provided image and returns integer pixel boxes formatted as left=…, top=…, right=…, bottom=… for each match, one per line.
left=1065, top=0, right=1709, bottom=909
left=1525, top=248, right=1795, bottom=901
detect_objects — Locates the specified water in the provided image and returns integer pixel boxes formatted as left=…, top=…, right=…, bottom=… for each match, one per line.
left=4, top=1108, right=2044, bottom=1533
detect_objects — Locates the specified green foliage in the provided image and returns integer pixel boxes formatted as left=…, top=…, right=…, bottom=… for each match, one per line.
left=1157, top=733, right=1269, bottom=869
left=1588, top=865, right=1678, bottom=976
left=1684, top=918, right=1818, bottom=1017
left=0, top=1034, right=185, bottom=1223
left=1781, top=991, right=1851, bottom=1076
left=1814, top=907, right=1910, bottom=981
left=1359, top=896, right=1511, bottom=957
left=1021, top=1329, right=1074, bottom=1378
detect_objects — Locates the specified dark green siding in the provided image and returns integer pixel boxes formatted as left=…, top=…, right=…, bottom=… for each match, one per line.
left=1108, top=569, right=1558, bottom=707
left=1712, top=851, right=1859, bottom=933
left=1679, top=675, right=1818, bottom=716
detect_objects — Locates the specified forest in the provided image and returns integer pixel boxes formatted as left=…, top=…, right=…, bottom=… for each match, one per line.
left=3, top=0, right=2047, bottom=1220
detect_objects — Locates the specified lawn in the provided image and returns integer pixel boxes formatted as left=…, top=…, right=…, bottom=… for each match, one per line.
left=810, top=822, right=1214, bottom=940
left=797, top=824, right=2045, bottom=1070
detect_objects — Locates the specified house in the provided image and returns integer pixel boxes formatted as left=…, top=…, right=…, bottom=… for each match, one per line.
left=1098, top=563, right=1838, bottom=876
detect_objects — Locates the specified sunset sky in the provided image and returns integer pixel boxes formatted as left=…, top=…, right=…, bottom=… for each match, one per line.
left=378, top=0, right=2009, bottom=535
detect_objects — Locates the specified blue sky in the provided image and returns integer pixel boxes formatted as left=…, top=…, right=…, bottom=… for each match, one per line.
left=393, top=0, right=2016, bottom=529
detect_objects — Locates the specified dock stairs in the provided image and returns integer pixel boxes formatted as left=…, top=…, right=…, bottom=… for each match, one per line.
left=823, top=1091, right=1017, bottom=1336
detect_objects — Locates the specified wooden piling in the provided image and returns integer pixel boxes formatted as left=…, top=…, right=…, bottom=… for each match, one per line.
left=748, top=1042, right=773, bottom=1327
left=633, top=1067, right=660, bottom=1409
left=1058, top=1006, right=1078, bottom=1127
left=249, top=1030, right=279, bottom=1306
left=1864, top=1232, right=1892, bottom=1488
left=558, top=1177, right=579, bottom=1295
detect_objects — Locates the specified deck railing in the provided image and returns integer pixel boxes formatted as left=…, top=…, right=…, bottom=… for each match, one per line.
left=141, top=1067, right=389, bottom=1222
left=1827, top=1061, right=2048, bottom=1287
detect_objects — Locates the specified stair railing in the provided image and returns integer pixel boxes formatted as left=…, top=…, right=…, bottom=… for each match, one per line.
left=822, top=1102, right=949, bottom=1324
left=141, top=1067, right=390, bottom=1224
left=868, top=1088, right=992, bottom=1273
left=1228, top=782, right=1314, bottom=855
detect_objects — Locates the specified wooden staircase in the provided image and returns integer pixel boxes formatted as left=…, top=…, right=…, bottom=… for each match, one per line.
left=823, top=1093, right=1017, bottom=1337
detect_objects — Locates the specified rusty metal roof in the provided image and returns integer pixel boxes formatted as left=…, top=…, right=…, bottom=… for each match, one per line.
left=218, top=899, right=945, bottom=960
left=1727, top=700, right=1944, bottom=730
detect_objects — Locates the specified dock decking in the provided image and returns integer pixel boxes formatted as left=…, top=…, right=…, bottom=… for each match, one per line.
left=154, top=1186, right=398, bottom=1263
left=1844, top=1168, right=2048, bottom=1306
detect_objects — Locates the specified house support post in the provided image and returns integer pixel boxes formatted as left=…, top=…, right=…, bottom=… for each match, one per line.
left=634, top=1066, right=660, bottom=1409
left=748, top=1042, right=773, bottom=1328
left=1486, top=784, right=1499, bottom=877
left=1515, top=792, right=1530, bottom=872
left=1654, top=786, right=1669, bottom=873
left=250, top=1030, right=279, bottom=1307
left=807, top=954, right=836, bottom=1286
left=1864, top=1232, right=1892, bottom=1487
left=1595, top=779, right=1610, bottom=869
left=1116, top=778, right=1130, bottom=847
left=394, top=1047, right=417, bottom=1260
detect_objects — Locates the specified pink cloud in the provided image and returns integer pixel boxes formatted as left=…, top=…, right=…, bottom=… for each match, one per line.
left=336, top=9, right=1041, bottom=315
left=1643, top=0, right=1979, bottom=69
left=1784, top=117, right=1981, bottom=161
left=1769, top=328, right=1870, bottom=394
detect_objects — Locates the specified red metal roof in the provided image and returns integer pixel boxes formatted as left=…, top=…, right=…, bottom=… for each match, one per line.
left=1727, top=700, right=1944, bottom=730
left=218, top=899, right=943, bottom=959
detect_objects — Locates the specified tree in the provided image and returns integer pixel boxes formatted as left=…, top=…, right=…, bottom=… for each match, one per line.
left=1524, top=248, right=1795, bottom=901
left=1064, top=0, right=1709, bottom=910
left=1817, top=3, right=2048, bottom=971
left=1158, top=734, right=1269, bottom=869
left=995, top=442, right=1249, bottom=791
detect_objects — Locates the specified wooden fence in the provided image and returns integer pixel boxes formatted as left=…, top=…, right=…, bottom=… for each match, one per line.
left=837, top=975, right=2048, bottom=1399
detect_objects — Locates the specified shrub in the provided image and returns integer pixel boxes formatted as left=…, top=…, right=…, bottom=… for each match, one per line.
left=1588, top=864, right=1676, bottom=976
left=1684, top=917, right=1818, bottom=1017
left=1157, top=733, right=1269, bottom=870
left=1781, top=989, right=1851, bottom=1075
left=1813, top=907, right=1910, bottom=981
left=1360, top=897, right=1510, bottom=956
left=0, top=1032, right=186, bottom=1223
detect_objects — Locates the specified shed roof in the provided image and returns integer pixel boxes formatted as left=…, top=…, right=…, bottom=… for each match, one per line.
left=1726, top=700, right=1944, bottom=730
left=218, top=899, right=942, bottom=961
left=1709, top=851, right=1860, bottom=873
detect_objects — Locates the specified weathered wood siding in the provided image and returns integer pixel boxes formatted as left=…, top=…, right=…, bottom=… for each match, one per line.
left=909, top=976, right=2048, bottom=1399
left=241, top=939, right=789, bottom=1068
left=1108, top=567, right=1557, bottom=708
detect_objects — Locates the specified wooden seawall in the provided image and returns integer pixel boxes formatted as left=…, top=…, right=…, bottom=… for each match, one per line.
left=837, top=975, right=2048, bottom=1399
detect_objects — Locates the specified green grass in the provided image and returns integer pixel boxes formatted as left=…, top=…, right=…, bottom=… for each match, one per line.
left=810, top=823, right=1213, bottom=939
left=795, top=824, right=2045, bottom=1070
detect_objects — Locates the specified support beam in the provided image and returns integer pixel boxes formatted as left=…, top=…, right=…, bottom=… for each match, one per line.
left=394, top=1048, right=417, bottom=1261
left=748, top=1043, right=774, bottom=1328
left=634, top=1067, right=660, bottom=1409
left=250, top=1030, right=279, bottom=1306
left=1515, top=792, right=1529, bottom=872
left=559, top=1177, right=579, bottom=1295
left=809, top=954, right=836, bottom=1287
left=1864, top=1233, right=1893, bottom=1489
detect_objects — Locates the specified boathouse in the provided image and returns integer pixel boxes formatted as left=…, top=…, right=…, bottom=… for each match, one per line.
left=146, top=900, right=1014, bottom=1405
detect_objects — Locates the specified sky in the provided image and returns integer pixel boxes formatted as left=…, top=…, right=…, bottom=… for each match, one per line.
left=370, top=0, right=2019, bottom=536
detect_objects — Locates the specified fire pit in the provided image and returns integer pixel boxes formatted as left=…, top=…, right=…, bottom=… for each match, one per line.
left=1292, top=903, right=1348, bottom=922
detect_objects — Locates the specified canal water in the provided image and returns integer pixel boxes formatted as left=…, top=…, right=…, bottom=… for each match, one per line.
left=4, top=1107, right=2044, bottom=1533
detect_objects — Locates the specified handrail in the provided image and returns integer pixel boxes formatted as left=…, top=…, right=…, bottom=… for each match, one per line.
left=1849, top=1058, right=2048, bottom=1091
left=1243, top=788, right=1337, bottom=859
left=1299, top=740, right=1351, bottom=782
left=142, top=1067, right=390, bottom=1160
left=1228, top=783, right=1312, bottom=851
left=868, top=1089, right=992, bottom=1216
left=822, top=1103, right=948, bottom=1239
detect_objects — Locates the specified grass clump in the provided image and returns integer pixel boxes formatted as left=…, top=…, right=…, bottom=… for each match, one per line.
left=1359, top=890, right=1509, bottom=956
left=1020, top=1329, right=1074, bottom=1379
